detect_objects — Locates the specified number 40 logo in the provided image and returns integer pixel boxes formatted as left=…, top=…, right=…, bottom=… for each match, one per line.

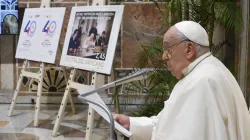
left=24, top=20, right=37, bottom=36
left=42, top=20, right=57, bottom=36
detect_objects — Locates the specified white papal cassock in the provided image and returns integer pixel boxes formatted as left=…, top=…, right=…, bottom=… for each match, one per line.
left=129, top=52, right=250, bottom=140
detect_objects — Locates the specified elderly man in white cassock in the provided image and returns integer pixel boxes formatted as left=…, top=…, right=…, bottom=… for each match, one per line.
left=113, top=21, right=250, bottom=140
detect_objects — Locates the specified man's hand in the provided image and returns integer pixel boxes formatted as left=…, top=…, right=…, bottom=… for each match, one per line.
left=113, top=114, right=130, bottom=130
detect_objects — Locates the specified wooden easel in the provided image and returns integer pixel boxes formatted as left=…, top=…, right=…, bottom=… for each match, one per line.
left=52, top=0, right=107, bottom=139
left=52, top=69, right=105, bottom=138
left=8, top=0, right=75, bottom=127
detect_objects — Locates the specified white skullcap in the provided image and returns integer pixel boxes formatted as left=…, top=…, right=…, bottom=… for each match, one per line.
left=174, top=21, right=209, bottom=46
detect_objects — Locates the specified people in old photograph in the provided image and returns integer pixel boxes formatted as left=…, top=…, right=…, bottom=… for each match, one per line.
left=67, top=11, right=115, bottom=61
left=68, top=29, right=79, bottom=55
left=67, top=19, right=85, bottom=55
left=76, top=20, right=85, bottom=48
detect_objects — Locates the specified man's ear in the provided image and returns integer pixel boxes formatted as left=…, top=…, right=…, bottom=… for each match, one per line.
left=185, top=42, right=196, bottom=60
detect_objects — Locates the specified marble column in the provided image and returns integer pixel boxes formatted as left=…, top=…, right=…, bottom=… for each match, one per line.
left=239, top=0, right=249, bottom=106
left=0, top=35, right=15, bottom=90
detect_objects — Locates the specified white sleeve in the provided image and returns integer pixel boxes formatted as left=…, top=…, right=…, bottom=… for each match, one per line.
left=129, top=114, right=160, bottom=140
left=82, top=38, right=89, bottom=48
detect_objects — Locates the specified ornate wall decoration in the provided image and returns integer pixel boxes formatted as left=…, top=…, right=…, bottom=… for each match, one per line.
left=29, top=68, right=66, bottom=93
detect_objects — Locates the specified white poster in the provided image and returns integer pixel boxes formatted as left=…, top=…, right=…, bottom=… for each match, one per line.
left=60, top=5, right=124, bottom=75
left=15, top=8, right=66, bottom=64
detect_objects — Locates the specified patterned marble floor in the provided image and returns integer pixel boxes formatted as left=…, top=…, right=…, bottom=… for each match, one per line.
left=0, top=104, right=124, bottom=140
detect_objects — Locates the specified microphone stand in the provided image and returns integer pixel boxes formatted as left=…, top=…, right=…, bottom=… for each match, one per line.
left=77, top=96, right=116, bottom=140
left=78, top=68, right=156, bottom=140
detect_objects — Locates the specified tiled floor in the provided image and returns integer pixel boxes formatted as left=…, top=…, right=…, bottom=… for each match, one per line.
left=0, top=104, right=125, bottom=140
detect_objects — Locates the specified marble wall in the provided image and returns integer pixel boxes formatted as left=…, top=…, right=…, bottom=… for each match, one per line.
left=122, top=4, right=166, bottom=67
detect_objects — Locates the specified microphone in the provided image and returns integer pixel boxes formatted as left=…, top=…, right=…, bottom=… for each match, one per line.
left=79, top=68, right=156, bottom=96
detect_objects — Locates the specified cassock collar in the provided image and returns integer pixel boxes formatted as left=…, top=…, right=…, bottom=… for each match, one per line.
left=182, top=52, right=212, bottom=76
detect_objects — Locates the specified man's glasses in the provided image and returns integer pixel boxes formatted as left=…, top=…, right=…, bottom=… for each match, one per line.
left=163, top=39, right=189, bottom=60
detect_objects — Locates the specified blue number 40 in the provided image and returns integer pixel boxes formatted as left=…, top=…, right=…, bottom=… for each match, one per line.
left=42, top=20, right=50, bottom=33
left=24, top=21, right=31, bottom=33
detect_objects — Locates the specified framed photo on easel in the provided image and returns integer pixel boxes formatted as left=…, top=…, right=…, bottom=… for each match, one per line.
left=60, top=5, right=124, bottom=75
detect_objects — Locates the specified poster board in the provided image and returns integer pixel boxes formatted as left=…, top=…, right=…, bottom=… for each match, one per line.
left=60, top=5, right=124, bottom=75
left=15, top=8, right=65, bottom=64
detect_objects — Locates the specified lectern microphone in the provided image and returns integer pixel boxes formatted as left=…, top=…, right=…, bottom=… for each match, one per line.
left=79, top=68, right=156, bottom=96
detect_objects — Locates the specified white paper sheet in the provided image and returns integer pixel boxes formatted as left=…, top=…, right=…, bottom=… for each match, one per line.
left=78, top=88, right=132, bottom=137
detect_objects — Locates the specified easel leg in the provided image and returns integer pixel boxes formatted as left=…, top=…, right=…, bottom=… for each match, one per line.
left=62, top=67, right=75, bottom=114
left=8, top=60, right=28, bottom=116
left=34, top=63, right=45, bottom=127
left=85, top=107, right=95, bottom=140
left=52, top=68, right=76, bottom=136
left=68, top=89, right=76, bottom=114
left=85, top=72, right=100, bottom=140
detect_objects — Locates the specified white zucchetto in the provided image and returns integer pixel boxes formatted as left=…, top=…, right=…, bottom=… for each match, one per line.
left=175, top=21, right=209, bottom=46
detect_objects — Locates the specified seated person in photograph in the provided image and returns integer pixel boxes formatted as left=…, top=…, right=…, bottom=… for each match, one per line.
left=68, top=29, right=79, bottom=55
left=82, top=33, right=95, bottom=52
left=113, top=21, right=250, bottom=140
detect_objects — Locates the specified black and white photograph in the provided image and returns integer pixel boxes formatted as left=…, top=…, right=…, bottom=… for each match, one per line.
left=67, top=11, right=115, bottom=61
